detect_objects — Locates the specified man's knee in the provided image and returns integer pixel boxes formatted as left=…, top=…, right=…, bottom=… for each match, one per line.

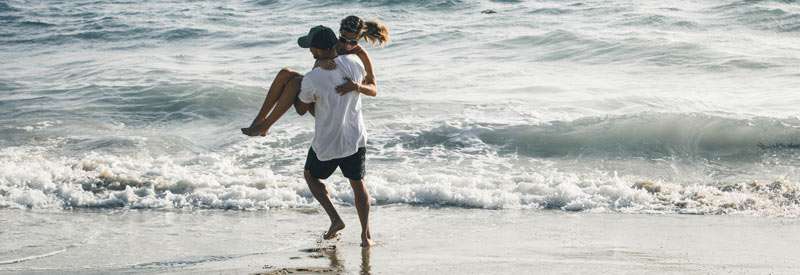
left=348, top=179, right=365, bottom=189
left=304, top=170, right=322, bottom=187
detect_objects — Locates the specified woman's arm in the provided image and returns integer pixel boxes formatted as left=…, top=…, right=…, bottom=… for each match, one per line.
left=335, top=49, right=378, bottom=97
left=356, top=49, right=377, bottom=96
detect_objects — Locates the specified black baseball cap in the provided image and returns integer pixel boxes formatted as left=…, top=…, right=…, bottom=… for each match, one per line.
left=297, top=25, right=337, bottom=49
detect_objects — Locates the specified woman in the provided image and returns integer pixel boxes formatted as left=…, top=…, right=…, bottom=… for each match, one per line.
left=241, top=16, right=390, bottom=136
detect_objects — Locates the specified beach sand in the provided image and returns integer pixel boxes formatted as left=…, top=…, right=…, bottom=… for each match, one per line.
left=1, top=206, right=799, bottom=274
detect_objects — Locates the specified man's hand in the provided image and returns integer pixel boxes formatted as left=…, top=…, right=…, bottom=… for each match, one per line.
left=294, top=101, right=315, bottom=116
left=336, top=78, right=359, bottom=95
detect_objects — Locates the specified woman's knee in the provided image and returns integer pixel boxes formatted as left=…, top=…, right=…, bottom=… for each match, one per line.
left=279, top=68, right=300, bottom=78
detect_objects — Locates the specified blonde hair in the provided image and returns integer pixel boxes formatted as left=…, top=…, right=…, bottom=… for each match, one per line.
left=340, top=15, right=391, bottom=47
left=362, top=19, right=390, bottom=47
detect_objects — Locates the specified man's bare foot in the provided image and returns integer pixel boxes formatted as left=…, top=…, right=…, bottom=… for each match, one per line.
left=360, top=232, right=373, bottom=247
left=323, top=220, right=345, bottom=240
left=360, top=238, right=374, bottom=247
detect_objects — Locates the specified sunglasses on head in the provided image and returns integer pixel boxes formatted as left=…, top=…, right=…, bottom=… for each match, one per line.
left=339, top=36, right=358, bottom=45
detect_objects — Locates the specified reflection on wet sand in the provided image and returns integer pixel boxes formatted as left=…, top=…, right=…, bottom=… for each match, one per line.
left=360, top=248, right=371, bottom=275
left=260, top=246, right=371, bottom=275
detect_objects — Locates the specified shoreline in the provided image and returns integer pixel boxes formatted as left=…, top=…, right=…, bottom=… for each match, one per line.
left=2, top=206, right=799, bottom=274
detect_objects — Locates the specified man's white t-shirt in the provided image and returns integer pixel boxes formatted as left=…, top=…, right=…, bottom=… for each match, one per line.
left=298, top=54, right=367, bottom=161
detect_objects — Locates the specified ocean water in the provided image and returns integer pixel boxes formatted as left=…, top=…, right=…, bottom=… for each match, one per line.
left=1, top=0, right=800, bottom=216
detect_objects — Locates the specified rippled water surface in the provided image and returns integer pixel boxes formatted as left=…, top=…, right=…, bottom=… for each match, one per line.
left=1, top=0, right=800, bottom=215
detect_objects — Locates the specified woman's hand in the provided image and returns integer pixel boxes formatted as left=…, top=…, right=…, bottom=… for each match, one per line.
left=344, top=45, right=364, bottom=55
left=315, top=59, right=336, bottom=70
left=336, top=78, right=360, bottom=95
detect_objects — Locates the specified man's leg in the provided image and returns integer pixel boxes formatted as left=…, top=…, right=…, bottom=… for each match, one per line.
left=340, top=148, right=372, bottom=247
left=304, top=169, right=345, bottom=239
left=349, top=179, right=373, bottom=247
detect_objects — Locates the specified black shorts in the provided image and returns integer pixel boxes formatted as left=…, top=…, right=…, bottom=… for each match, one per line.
left=304, top=147, right=366, bottom=180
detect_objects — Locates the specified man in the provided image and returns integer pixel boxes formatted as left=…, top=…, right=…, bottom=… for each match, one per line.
left=294, top=25, right=375, bottom=247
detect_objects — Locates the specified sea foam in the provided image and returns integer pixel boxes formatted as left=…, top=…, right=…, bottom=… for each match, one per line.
left=2, top=143, right=800, bottom=216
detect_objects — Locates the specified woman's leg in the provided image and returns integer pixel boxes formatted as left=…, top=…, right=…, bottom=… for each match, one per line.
left=243, top=68, right=301, bottom=136
left=257, top=76, right=303, bottom=134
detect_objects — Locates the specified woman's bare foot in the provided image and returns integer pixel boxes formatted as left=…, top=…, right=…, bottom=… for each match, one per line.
left=323, top=220, right=345, bottom=240
left=241, top=127, right=259, bottom=136
left=258, top=125, right=269, bottom=136
left=241, top=122, right=268, bottom=137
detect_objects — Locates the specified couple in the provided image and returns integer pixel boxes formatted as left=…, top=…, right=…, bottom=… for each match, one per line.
left=242, top=16, right=389, bottom=247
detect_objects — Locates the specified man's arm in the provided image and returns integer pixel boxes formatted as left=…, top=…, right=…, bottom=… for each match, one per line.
left=294, top=101, right=315, bottom=116
left=296, top=75, right=317, bottom=116
left=336, top=78, right=376, bottom=97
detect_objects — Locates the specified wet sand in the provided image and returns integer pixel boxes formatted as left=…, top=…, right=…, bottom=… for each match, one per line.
left=2, top=206, right=800, bottom=274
